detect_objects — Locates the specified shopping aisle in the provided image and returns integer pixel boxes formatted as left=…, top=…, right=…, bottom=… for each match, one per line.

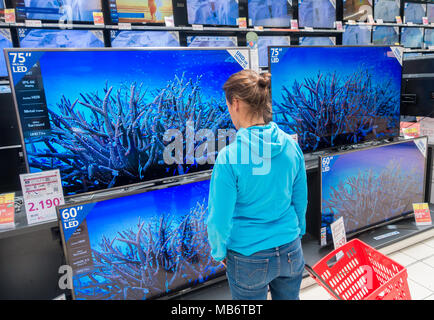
left=298, top=236, right=434, bottom=300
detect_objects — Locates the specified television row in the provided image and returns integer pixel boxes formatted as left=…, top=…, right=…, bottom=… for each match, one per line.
left=0, top=1, right=433, bottom=28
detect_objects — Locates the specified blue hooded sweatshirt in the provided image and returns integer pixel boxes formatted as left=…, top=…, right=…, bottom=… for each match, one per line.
left=207, top=122, right=308, bottom=262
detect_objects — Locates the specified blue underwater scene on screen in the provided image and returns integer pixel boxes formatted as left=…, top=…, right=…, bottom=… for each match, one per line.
left=0, top=29, right=12, bottom=77
left=14, top=49, right=245, bottom=195
left=187, top=0, right=239, bottom=26
left=110, top=30, right=180, bottom=47
left=62, top=179, right=221, bottom=300
left=270, top=46, right=401, bottom=153
left=321, top=139, right=426, bottom=241
left=248, top=0, right=293, bottom=27
left=401, top=27, right=424, bottom=48
left=18, top=28, right=105, bottom=48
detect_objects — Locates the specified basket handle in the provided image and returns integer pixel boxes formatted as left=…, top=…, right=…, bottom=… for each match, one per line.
left=305, top=264, right=343, bottom=300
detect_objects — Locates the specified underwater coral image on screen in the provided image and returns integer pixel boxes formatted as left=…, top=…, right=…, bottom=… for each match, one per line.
left=109, top=0, right=173, bottom=24
left=401, top=27, right=424, bottom=48
left=270, top=46, right=401, bottom=153
left=343, top=0, right=373, bottom=21
left=187, top=36, right=237, bottom=47
left=58, top=179, right=222, bottom=300
left=18, top=28, right=105, bottom=48
left=298, top=0, right=336, bottom=28
left=7, top=48, right=249, bottom=195
left=320, top=138, right=427, bottom=241
left=257, top=36, right=290, bottom=68
left=343, top=25, right=372, bottom=45
left=299, top=36, right=336, bottom=46
left=110, top=30, right=180, bottom=47
left=372, top=26, right=399, bottom=45
left=13, top=0, right=102, bottom=22
left=374, top=0, right=400, bottom=22
left=248, top=0, right=293, bottom=27
left=404, top=2, right=426, bottom=24
left=187, top=0, right=239, bottom=26
left=0, top=29, right=13, bottom=78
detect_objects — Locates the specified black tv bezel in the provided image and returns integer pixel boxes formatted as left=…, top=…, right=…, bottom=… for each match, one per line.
left=10, top=0, right=105, bottom=25
left=267, top=45, right=403, bottom=155
left=4, top=47, right=251, bottom=199
left=318, top=136, right=429, bottom=245
left=55, top=173, right=226, bottom=300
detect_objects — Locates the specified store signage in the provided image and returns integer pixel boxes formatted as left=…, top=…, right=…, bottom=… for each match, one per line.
left=20, top=170, right=64, bottom=225
left=331, top=216, right=347, bottom=260
left=413, top=203, right=432, bottom=226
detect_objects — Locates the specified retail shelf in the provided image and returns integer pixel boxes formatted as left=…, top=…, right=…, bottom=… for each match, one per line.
left=345, top=22, right=434, bottom=28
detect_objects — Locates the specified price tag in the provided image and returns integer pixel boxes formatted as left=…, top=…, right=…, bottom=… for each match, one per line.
left=367, top=15, right=374, bottom=24
left=164, top=16, right=174, bottom=27
left=423, top=17, right=428, bottom=25
left=413, top=203, right=432, bottom=226
left=376, top=19, right=383, bottom=24
left=0, top=193, right=15, bottom=230
left=347, top=19, right=356, bottom=25
left=401, top=124, right=420, bottom=138
left=192, top=24, right=204, bottom=30
left=331, top=217, right=347, bottom=260
left=25, top=20, right=42, bottom=27
left=118, top=22, right=132, bottom=30
left=396, top=16, right=402, bottom=24
left=320, top=227, right=327, bottom=247
left=238, top=17, right=247, bottom=29
left=20, top=170, right=64, bottom=225
left=335, top=21, right=343, bottom=30
left=93, top=12, right=104, bottom=26
left=254, top=26, right=263, bottom=31
left=290, top=19, right=299, bottom=30
left=4, top=9, right=16, bottom=24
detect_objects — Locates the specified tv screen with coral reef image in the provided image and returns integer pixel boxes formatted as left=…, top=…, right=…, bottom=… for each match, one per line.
left=186, top=0, right=239, bottom=26
left=320, top=137, right=427, bottom=244
left=108, top=0, right=173, bottom=24
left=6, top=48, right=250, bottom=196
left=57, top=177, right=222, bottom=300
left=269, top=46, right=402, bottom=153
left=12, top=0, right=103, bottom=22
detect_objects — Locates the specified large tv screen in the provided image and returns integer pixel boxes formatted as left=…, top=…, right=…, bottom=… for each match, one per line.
left=108, top=0, right=173, bottom=24
left=186, top=0, right=239, bottom=26
left=269, top=46, right=402, bottom=153
left=298, top=0, right=336, bottom=29
left=6, top=48, right=250, bottom=196
left=426, top=29, right=434, bottom=48
left=404, top=2, right=426, bottom=24
left=372, top=26, right=399, bottom=45
left=248, top=0, right=293, bottom=27
left=57, top=177, right=222, bottom=300
left=343, top=0, right=373, bottom=21
left=0, top=29, right=13, bottom=78
left=12, top=0, right=103, bottom=22
left=401, top=27, right=424, bottom=49
left=320, top=137, right=427, bottom=243
left=18, top=28, right=105, bottom=48
left=109, top=30, right=180, bottom=47
left=374, top=0, right=400, bottom=22
left=343, top=25, right=372, bottom=45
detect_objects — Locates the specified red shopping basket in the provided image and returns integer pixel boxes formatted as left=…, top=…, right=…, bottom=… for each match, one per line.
left=305, top=239, right=411, bottom=300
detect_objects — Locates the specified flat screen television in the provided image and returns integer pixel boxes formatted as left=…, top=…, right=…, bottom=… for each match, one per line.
left=248, top=0, right=294, bottom=27
left=186, top=0, right=239, bottom=26
left=404, top=2, right=426, bottom=24
left=0, top=85, right=22, bottom=147
left=186, top=35, right=237, bottom=47
left=401, top=27, right=424, bottom=49
left=0, top=29, right=13, bottom=78
left=56, top=176, right=222, bottom=300
left=403, top=55, right=434, bottom=75
left=257, top=36, right=290, bottom=68
left=320, top=137, right=427, bottom=244
left=298, top=36, right=336, bottom=46
left=429, top=3, right=434, bottom=23
left=108, top=0, right=173, bottom=24
left=269, top=46, right=402, bottom=153
left=342, top=25, right=372, bottom=45
left=12, top=0, right=103, bottom=23
left=18, top=28, right=105, bottom=48
left=374, top=0, right=400, bottom=23
left=343, top=0, right=373, bottom=22
left=109, top=30, right=180, bottom=47
left=372, top=26, right=399, bottom=45
left=5, top=48, right=250, bottom=196
left=425, top=29, right=434, bottom=48
left=401, top=76, right=434, bottom=117
left=298, top=0, right=336, bottom=29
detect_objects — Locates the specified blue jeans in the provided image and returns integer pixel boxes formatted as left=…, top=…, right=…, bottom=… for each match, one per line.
left=226, top=238, right=305, bottom=300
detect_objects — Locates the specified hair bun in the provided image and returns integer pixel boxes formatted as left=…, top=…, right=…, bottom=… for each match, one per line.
left=258, top=73, right=271, bottom=89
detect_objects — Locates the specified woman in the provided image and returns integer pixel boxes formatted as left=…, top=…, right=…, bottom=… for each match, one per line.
left=207, top=70, right=308, bottom=300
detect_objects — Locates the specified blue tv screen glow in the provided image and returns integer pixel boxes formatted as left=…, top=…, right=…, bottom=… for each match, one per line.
left=374, top=0, right=400, bottom=22
left=257, top=36, right=290, bottom=68
left=0, top=29, right=13, bottom=78
left=298, top=0, right=336, bottom=29
left=299, top=37, right=336, bottom=46
left=187, top=36, right=237, bottom=47
left=108, top=0, right=173, bottom=24
left=269, top=46, right=402, bottom=153
left=343, top=25, right=372, bottom=45
left=58, top=178, right=222, bottom=300
left=248, top=0, right=293, bottom=27
left=320, top=137, right=427, bottom=242
left=186, top=0, right=239, bottom=26
left=401, top=27, right=424, bottom=48
left=372, top=26, right=399, bottom=45
left=13, top=0, right=102, bottom=22
left=404, top=2, right=426, bottom=24
left=7, top=48, right=250, bottom=196
left=18, top=28, right=105, bottom=48
left=429, top=4, right=434, bottom=23
left=425, top=29, right=434, bottom=48
left=343, top=0, right=373, bottom=21
left=110, top=30, right=180, bottom=47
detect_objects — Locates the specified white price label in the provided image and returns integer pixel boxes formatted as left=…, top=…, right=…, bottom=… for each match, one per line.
left=25, top=20, right=42, bottom=27
left=331, top=217, right=347, bottom=260
left=118, top=23, right=132, bottom=30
